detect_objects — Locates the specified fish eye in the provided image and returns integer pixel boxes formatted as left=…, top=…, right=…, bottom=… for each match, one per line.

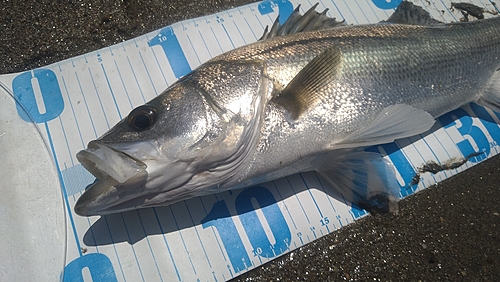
left=127, top=105, right=157, bottom=131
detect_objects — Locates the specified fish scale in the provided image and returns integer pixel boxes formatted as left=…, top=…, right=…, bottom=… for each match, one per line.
left=226, top=18, right=500, bottom=185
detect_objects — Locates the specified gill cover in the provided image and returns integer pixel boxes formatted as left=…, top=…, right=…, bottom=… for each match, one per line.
left=145, top=60, right=271, bottom=200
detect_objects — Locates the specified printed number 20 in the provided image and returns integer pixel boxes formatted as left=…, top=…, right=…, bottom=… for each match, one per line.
left=201, top=186, right=291, bottom=273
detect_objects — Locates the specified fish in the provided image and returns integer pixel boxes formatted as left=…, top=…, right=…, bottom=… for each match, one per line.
left=74, top=2, right=500, bottom=216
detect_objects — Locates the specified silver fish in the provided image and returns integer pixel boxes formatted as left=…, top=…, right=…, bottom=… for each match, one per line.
left=74, top=2, right=500, bottom=216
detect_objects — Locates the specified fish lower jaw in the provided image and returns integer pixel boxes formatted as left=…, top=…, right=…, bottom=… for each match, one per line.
left=74, top=162, right=193, bottom=216
left=74, top=169, right=151, bottom=216
left=74, top=178, right=119, bottom=216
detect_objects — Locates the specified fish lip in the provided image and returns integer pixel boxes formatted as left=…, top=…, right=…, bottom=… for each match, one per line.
left=76, top=141, right=147, bottom=184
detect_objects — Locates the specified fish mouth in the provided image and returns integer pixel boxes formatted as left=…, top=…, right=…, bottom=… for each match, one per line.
left=73, top=173, right=149, bottom=216
left=76, top=141, right=147, bottom=183
left=74, top=142, right=148, bottom=216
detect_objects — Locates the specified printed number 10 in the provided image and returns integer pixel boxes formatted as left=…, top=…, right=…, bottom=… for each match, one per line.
left=201, top=186, right=291, bottom=273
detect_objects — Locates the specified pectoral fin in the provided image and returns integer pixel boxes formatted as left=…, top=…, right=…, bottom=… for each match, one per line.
left=331, top=104, right=435, bottom=149
left=272, top=46, right=342, bottom=120
left=317, top=149, right=399, bottom=214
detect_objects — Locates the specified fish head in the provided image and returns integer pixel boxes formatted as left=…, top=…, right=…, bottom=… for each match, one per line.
left=75, top=61, right=269, bottom=216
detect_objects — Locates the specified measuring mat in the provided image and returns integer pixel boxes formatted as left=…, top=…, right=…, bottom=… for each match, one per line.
left=1, top=0, right=499, bottom=281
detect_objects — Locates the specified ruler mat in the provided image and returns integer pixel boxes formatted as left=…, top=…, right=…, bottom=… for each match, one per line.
left=1, top=0, right=499, bottom=281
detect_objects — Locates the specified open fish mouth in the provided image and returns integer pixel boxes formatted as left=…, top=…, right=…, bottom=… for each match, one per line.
left=76, top=141, right=147, bottom=184
left=74, top=142, right=148, bottom=216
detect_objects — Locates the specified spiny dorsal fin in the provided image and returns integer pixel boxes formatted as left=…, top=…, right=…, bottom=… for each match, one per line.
left=384, top=1, right=442, bottom=25
left=259, top=4, right=345, bottom=41
left=272, top=46, right=342, bottom=120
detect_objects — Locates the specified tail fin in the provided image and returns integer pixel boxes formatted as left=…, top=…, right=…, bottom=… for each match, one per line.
left=478, top=69, right=500, bottom=113
left=316, top=149, right=400, bottom=214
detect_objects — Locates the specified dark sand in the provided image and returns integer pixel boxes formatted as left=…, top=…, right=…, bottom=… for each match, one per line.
left=1, top=1, right=499, bottom=280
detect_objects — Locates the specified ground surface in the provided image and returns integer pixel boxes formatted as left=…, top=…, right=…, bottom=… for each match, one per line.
left=1, top=1, right=499, bottom=281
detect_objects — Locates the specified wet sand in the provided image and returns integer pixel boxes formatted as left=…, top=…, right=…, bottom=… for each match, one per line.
left=1, top=1, right=499, bottom=280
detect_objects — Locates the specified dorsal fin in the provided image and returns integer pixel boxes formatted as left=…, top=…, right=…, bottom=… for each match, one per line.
left=259, top=4, right=345, bottom=41
left=272, top=46, right=342, bottom=120
left=384, top=1, right=442, bottom=25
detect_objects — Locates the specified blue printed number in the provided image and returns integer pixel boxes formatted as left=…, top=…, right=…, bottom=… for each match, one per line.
left=201, top=201, right=251, bottom=273
left=258, top=0, right=294, bottom=25
left=236, top=186, right=291, bottom=258
left=469, top=103, right=500, bottom=144
left=439, top=107, right=490, bottom=163
left=372, top=0, right=402, bottom=9
left=148, top=26, right=192, bottom=79
left=12, top=69, right=64, bottom=123
left=376, top=143, right=417, bottom=197
left=201, top=186, right=291, bottom=273
left=63, top=253, right=117, bottom=282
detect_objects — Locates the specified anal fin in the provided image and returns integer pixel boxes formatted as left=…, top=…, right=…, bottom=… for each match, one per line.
left=316, top=150, right=400, bottom=214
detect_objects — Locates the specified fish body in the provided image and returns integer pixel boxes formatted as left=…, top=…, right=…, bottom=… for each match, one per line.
left=75, top=3, right=500, bottom=216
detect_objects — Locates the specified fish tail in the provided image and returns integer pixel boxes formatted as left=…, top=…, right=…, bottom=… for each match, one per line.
left=316, top=149, right=400, bottom=214
left=478, top=69, right=500, bottom=113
